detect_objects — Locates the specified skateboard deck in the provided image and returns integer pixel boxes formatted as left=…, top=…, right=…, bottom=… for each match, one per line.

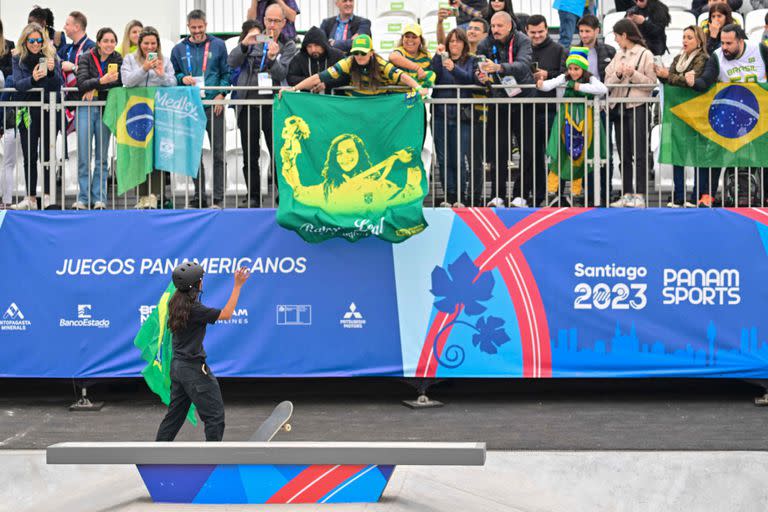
left=250, top=401, right=293, bottom=442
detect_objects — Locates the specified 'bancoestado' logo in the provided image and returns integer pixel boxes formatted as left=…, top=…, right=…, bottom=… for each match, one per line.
left=59, top=304, right=110, bottom=328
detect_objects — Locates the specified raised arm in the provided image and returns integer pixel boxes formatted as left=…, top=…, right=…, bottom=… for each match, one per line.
left=218, top=268, right=251, bottom=320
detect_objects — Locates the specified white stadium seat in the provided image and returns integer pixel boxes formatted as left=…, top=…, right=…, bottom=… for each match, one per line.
left=745, top=9, right=768, bottom=40
left=669, top=11, right=696, bottom=30
left=664, top=0, right=694, bottom=11
left=421, top=14, right=456, bottom=37
left=602, top=11, right=626, bottom=34
left=372, top=16, right=412, bottom=56
left=374, top=0, right=420, bottom=21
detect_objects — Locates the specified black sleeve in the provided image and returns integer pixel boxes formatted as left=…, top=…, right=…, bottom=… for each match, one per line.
left=558, top=45, right=567, bottom=76
left=693, top=57, right=718, bottom=92
left=194, top=302, right=222, bottom=324
left=286, top=56, right=304, bottom=86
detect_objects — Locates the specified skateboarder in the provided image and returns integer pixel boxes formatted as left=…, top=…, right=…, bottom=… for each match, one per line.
left=156, top=262, right=251, bottom=442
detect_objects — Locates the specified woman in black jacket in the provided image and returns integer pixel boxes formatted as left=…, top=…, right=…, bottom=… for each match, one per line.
left=0, top=19, right=16, bottom=208
left=74, top=27, right=122, bottom=210
left=626, top=0, right=671, bottom=56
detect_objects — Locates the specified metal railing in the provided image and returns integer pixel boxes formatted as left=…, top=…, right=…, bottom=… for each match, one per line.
left=1, top=84, right=764, bottom=211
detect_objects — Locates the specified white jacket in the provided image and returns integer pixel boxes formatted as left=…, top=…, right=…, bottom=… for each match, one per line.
left=121, top=53, right=177, bottom=87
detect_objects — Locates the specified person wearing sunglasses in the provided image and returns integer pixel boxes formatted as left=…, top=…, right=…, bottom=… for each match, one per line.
left=10, top=23, right=62, bottom=211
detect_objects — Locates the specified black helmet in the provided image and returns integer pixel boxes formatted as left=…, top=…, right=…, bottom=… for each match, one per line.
left=172, top=261, right=204, bottom=291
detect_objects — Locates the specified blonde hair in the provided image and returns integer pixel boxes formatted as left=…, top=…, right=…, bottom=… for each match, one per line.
left=121, top=19, right=143, bottom=56
left=15, top=23, right=56, bottom=60
left=134, top=26, right=162, bottom=63
left=684, top=24, right=708, bottom=54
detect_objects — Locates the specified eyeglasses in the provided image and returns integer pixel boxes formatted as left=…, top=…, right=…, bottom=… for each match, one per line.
left=467, top=26, right=483, bottom=31
left=264, top=17, right=284, bottom=25
left=27, top=37, right=44, bottom=44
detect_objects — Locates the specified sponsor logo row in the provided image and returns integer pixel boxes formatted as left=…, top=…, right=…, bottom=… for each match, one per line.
left=3, top=301, right=368, bottom=331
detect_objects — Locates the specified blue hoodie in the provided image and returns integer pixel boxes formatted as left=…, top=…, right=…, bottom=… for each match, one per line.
left=170, top=34, right=231, bottom=100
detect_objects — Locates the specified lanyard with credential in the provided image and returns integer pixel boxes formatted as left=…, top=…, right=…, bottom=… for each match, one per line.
left=69, top=38, right=88, bottom=66
left=259, top=43, right=269, bottom=71
left=491, top=38, right=514, bottom=64
left=185, top=40, right=210, bottom=75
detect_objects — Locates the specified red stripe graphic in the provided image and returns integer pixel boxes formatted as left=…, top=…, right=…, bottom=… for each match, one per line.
left=726, top=207, right=768, bottom=226
left=417, top=207, right=589, bottom=378
left=267, top=464, right=367, bottom=504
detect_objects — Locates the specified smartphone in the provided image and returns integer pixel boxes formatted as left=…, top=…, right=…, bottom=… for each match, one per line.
left=107, top=63, right=118, bottom=74
left=440, top=51, right=449, bottom=60
left=653, top=55, right=663, bottom=67
left=37, top=57, right=47, bottom=72
left=531, top=61, right=539, bottom=73
left=255, top=34, right=272, bottom=44
left=147, top=52, right=157, bottom=61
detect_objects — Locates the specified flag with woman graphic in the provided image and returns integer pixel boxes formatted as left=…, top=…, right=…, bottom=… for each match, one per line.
left=274, top=92, right=428, bottom=243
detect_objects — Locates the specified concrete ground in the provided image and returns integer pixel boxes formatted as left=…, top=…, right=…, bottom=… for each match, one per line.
left=4, top=450, right=767, bottom=512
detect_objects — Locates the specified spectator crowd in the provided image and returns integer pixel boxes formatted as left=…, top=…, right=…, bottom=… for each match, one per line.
left=1, top=0, right=768, bottom=211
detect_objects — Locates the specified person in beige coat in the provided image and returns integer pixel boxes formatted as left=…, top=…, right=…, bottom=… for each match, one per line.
left=605, top=18, right=657, bottom=208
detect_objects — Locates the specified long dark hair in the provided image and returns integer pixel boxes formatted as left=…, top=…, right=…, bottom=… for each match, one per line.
left=708, top=3, right=734, bottom=28
left=613, top=18, right=647, bottom=48
left=350, top=53, right=383, bottom=91
left=640, top=0, right=671, bottom=28
left=168, top=285, right=200, bottom=334
left=484, top=0, right=519, bottom=30
left=321, top=133, right=373, bottom=199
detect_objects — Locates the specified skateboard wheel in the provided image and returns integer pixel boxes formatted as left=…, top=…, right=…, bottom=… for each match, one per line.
left=284, top=423, right=292, bottom=432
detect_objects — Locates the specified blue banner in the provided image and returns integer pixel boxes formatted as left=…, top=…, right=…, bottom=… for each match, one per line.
left=153, top=87, right=206, bottom=176
left=1, top=208, right=767, bottom=378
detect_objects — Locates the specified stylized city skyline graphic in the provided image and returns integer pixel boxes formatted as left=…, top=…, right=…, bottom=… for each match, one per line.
left=552, top=321, right=768, bottom=373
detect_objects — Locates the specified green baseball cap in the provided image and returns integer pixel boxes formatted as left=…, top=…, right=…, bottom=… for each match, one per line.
left=350, top=34, right=373, bottom=55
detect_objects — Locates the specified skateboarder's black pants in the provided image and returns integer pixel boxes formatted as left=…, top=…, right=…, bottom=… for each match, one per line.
left=156, top=359, right=225, bottom=442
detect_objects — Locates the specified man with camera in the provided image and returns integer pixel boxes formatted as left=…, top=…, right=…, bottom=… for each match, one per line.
left=171, top=10, right=231, bottom=209
left=229, top=3, right=298, bottom=207
left=475, top=11, right=538, bottom=207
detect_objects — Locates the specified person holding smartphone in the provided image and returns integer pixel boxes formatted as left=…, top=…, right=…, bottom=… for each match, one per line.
left=121, top=26, right=176, bottom=209
left=10, top=23, right=62, bottom=211
left=526, top=15, right=566, bottom=205
left=74, top=27, right=122, bottom=210
left=228, top=3, right=298, bottom=207
left=156, top=263, right=251, bottom=442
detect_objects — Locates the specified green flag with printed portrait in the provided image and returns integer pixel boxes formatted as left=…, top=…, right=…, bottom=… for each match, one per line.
left=274, top=92, right=428, bottom=243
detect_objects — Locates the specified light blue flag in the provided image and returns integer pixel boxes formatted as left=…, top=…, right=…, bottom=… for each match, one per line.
left=153, top=87, right=206, bottom=177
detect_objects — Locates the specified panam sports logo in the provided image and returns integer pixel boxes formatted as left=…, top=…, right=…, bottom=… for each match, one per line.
left=340, top=302, right=366, bottom=329
left=117, top=95, right=154, bottom=148
left=1, top=303, right=31, bottom=331
left=59, top=304, right=110, bottom=329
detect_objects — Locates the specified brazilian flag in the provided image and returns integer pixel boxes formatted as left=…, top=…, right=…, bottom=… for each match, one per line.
left=103, top=87, right=156, bottom=195
left=660, top=83, right=768, bottom=167
left=133, top=282, right=197, bottom=426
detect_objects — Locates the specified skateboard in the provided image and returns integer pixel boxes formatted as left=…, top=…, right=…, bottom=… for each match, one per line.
left=250, top=401, right=293, bottom=442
